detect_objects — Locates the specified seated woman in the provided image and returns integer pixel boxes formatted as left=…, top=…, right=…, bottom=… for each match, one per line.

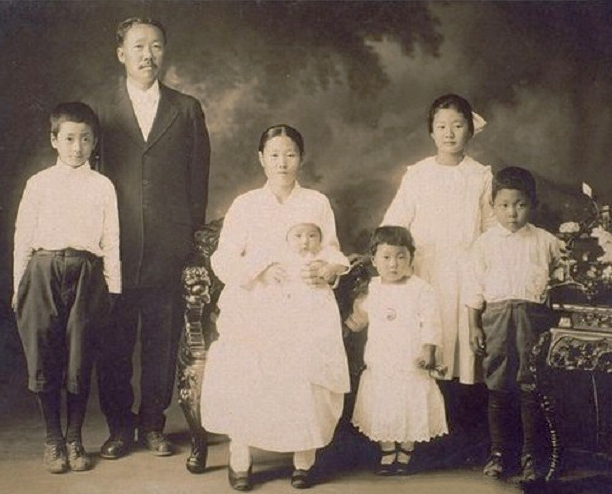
left=200, top=124, right=350, bottom=491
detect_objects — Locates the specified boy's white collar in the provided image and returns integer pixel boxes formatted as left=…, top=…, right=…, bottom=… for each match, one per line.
left=56, top=158, right=91, bottom=171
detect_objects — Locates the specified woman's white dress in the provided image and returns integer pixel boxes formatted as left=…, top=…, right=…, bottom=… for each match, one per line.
left=200, top=183, right=350, bottom=452
left=382, top=155, right=495, bottom=384
left=351, top=276, right=448, bottom=443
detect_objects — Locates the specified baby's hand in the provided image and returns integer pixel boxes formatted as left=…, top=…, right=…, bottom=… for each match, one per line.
left=260, top=263, right=287, bottom=285
left=416, top=344, right=436, bottom=370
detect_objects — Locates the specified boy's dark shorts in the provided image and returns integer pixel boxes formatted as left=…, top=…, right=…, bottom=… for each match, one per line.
left=15, top=249, right=110, bottom=394
left=482, top=299, right=558, bottom=392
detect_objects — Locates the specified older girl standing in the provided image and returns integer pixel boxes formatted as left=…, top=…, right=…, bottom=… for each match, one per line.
left=201, top=125, right=349, bottom=491
left=382, top=94, right=495, bottom=443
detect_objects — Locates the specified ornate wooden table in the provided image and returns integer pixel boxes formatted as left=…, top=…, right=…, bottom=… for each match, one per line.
left=531, top=303, right=612, bottom=481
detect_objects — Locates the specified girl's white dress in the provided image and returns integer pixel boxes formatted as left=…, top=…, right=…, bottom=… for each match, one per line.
left=200, top=183, right=350, bottom=452
left=382, top=155, right=495, bottom=384
left=351, top=276, right=448, bottom=443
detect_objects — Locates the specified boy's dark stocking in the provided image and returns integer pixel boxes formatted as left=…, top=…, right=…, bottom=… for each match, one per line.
left=520, top=389, right=542, bottom=458
left=37, top=389, right=63, bottom=445
left=488, top=390, right=514, bottom=454
left=66, top=391, right=89, bottom=444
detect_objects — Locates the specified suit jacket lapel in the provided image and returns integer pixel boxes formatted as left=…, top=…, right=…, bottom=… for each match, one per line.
left=113, top=82, right=146, bottom=147
left=145, top=84, right=178, bottom=151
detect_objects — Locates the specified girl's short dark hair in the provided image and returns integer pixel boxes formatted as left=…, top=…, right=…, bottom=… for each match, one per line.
left=116, top=17, right=167, bottom=46
left=370, top=226, right=416, bottom=257
left=492, top=166, right=538, bottom=205
left=258, top=124, right=305, bottom=156
left=428, top=94, right=474, bottom=136
left=50, top=102, right=100, bottom=139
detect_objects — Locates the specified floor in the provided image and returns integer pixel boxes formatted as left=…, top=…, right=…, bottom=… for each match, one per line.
left=1, top=309, right=611, bottom=494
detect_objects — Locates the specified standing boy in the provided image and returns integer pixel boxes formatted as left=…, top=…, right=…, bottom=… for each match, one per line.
left=13, top=102, right=120, bottom=473
left=89, top=17, right=210, bottom=459
left=465, top=166, right=560, bottom=482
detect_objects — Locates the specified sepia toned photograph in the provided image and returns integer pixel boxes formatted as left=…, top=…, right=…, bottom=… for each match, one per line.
left=1, top=1, right=611, bottom=493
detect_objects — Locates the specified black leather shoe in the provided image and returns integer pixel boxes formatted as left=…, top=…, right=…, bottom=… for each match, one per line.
left=291, top=468, right=314, bottom=489
left=228, top=466, right=253, bottom=491
left=142, top=431, right=174, bottom=456
left=100, top=434, right=132, bottom=460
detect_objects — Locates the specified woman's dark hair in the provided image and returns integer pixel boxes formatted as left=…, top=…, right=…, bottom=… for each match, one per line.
left=50, top=102, right=100, bottom=139
left=370, top=226, right=416, bottom=258
left=258, top=124, right=305, bottom=156
left=492, top=166, right=538, bottom=206
left=428, top=94, right=474, bottom=136
left=116, top=17, right=167, bottom=46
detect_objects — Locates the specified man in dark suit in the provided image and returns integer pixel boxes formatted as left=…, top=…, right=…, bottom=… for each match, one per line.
left=90, top=17, right=210, bottom=459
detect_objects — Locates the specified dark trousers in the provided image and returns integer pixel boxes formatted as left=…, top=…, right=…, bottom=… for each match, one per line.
left=97, top=286, right=182, bottom=435
left=15, top=249, right=108, bottom=394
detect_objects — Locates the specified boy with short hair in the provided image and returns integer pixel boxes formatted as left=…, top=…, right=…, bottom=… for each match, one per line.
left=13, top=102, right=120, bottom=473
left=465, top=166, right=560, bottom=482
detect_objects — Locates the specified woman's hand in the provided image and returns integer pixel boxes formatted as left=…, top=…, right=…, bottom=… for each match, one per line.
left=416, top=344, right=436, bottom=370
left=300, top=260, right=345, bottom=286
left=259, top=263, right=287, bottom=286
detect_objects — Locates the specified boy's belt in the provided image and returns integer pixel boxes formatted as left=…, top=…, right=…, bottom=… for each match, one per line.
left=35, top=248, right=100, bottom=261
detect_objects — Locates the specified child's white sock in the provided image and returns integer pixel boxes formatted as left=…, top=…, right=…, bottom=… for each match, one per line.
left=398, top=441, right=415, bottom=463
left=379, top=441, right=396, bottom=464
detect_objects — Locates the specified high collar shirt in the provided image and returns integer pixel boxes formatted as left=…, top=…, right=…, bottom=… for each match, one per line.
left=126, top=78, right=160, bottom=141
left=211, top=182, right=343, bottom=288
left=464, top=223, right=561, bottom=310
left=13, top=159, right=121, bottom=294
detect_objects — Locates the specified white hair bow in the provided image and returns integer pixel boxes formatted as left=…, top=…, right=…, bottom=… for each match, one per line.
left=472, top=112, right=487, bottom=135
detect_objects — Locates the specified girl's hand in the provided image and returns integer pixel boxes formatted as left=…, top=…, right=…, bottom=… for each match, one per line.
left=416, top=344, right=436, bottom=370
left=260, top=263, right=287, bottom=286
left=470, top=326, right=486, bottom=356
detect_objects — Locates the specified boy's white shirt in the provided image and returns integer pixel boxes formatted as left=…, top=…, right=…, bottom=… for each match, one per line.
left=13, top=159, right=121, bottom=295
left=464, top=222, right=561, bottom=310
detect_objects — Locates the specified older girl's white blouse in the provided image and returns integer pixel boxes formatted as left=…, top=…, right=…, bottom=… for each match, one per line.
left=382, top=155, right=495, bottom=254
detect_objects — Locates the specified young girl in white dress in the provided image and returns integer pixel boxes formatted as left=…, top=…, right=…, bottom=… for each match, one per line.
left=347, top=226, right=448, bottom=475
left=200, top=125, right=350, bottom=491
